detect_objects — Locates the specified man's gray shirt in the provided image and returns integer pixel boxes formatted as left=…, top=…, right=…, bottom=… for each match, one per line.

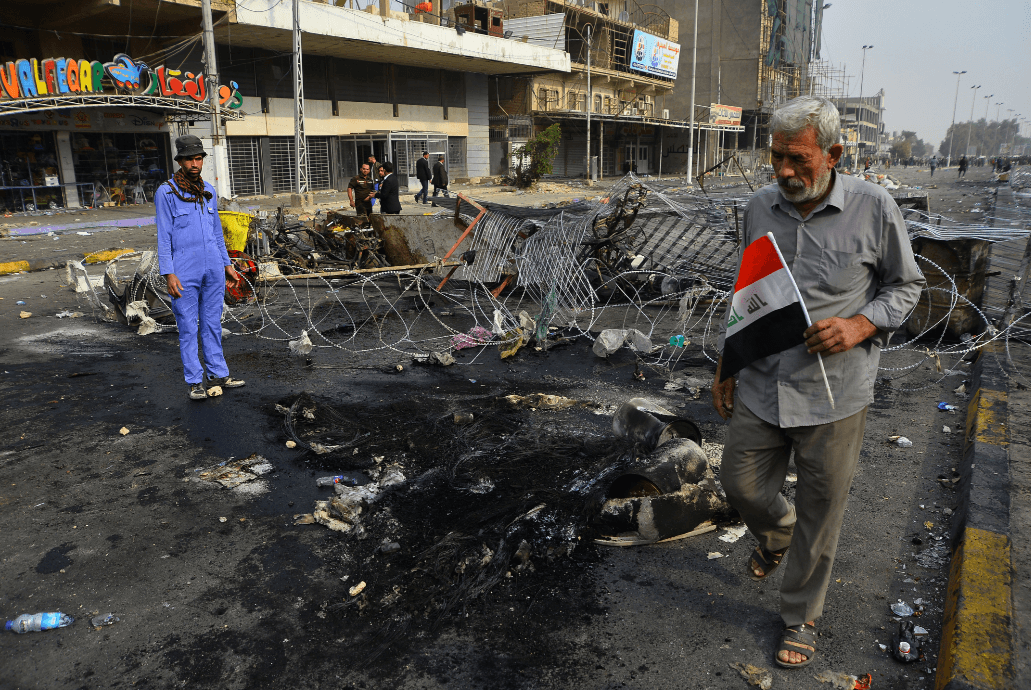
left=719, top=171, right=925, bottom=428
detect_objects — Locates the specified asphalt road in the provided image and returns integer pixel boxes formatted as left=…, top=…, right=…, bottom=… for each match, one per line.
left=0, top=266, right=973, bottom=690
left=0, top=166, right=1004, bottom=689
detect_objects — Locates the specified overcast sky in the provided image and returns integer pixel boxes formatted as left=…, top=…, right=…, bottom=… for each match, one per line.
left=818, top=0, right=1031, bottom=150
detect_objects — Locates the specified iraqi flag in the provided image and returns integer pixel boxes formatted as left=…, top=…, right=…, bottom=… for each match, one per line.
left=720, top=234, right=810, bottom=381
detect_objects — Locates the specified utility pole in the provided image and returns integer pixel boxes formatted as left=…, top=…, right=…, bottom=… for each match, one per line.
left=856, top=45, right=872, bottom=161
left=686, top=0, right=698, bottom=184
left=965, top=84, right=980, bottom=159
left=946, top=70, right=965, bottom=166
left=586, top=23, right=592, bottom=182
left=980, top=94, right=992, bottom=157
left=293, top=0, right=308, bottom=195
left=1007, top=109, right=1019, bottom=156
left=200, top=0, right=228, bottom=197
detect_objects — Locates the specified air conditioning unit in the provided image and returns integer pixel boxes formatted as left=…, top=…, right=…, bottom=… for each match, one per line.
left=662, top=109, right=669, bottom=119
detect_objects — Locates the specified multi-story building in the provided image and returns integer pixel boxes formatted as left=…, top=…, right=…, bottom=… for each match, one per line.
left=833, top=91, right=886, bottom=164
left=0, top=0, right=568, bottom=211
left=647, top=0, right=824, bottom=173
left=489, top=0, right=688, bottom=177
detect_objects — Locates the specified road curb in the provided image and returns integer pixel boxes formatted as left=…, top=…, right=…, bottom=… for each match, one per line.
left=0, top=249, right=136, bottom=276
left=936, top=343, right=1015, bottom=690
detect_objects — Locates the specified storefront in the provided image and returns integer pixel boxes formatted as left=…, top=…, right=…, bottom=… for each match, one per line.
left=338, top=132, right=452, bottom=190
left=0, top=51, right=243, bottom=211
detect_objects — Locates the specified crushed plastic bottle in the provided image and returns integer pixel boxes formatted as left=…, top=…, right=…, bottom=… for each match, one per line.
left=937, top=402, right=958, bottom=411
left=895, top=437, right=914, bottom=448
left=90, top=613, right=120, bottom=627
left=891, top=599, right=914, bottom=617
left=6, top=612, right=74, bottom=633
left=315, top=474, right=360, bottom=488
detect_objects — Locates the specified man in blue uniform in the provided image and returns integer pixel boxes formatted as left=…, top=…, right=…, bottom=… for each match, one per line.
left=156, top=135, right=245, bottom=400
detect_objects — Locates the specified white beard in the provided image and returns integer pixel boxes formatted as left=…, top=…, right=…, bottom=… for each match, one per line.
left=778, top=166, right=832, bottom=204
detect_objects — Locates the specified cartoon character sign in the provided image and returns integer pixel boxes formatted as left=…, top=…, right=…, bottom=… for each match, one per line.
left=104, top=54, right=149, bottom=92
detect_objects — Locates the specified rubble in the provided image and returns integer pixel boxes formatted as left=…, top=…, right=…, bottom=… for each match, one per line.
left=197, top=454, right=273, bottom=489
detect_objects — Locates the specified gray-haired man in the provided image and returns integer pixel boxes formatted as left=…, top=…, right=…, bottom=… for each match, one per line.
left=711, top=96, right=924, bottom=668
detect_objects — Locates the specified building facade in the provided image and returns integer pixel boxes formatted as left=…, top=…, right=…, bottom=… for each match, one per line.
left=489, top=0, right=691, bottom=177
left=0, top=0, right=568, bottom=211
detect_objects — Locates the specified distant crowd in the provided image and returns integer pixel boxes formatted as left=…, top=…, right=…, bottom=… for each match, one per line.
left=840, top=153, right=1027, bottom=173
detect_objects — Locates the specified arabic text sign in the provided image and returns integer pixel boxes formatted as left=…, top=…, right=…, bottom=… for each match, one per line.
left=629, top=30, right=680, bottom=80
left=0, top=53, right=242, bottom=110
left=708, top=104, right=742, bottom=127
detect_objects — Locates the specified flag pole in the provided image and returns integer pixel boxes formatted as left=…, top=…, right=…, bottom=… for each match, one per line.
left=765, top=232, right=836, bottom=409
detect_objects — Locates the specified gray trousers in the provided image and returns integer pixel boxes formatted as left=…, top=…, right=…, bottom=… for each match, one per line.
left=720, top=400, right=868, bottom=626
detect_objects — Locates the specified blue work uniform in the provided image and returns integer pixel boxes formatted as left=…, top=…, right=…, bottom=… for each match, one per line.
left=155, top=179, right=232, bottom=385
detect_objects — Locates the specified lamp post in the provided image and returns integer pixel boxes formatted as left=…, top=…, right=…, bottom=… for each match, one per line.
left=857, top=45, right=873, bottom=158
left=964, top=85, right=980, bottom=160
left=996, top=102, right=1003, bottom=122
left=585, top=23, right=592, bottom=182
left=1006, top=109, right=1018, bottom=157
left=686, top=0, right=698, bottom=184
left=979, top=94, right=993, bottom=157
left=946, top=70, right=966, bottom=166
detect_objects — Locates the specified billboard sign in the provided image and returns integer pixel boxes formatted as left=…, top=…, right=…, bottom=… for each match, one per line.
left=708, top=103, right=742, bottom=127
left=630, top=30, right=681, bottom=80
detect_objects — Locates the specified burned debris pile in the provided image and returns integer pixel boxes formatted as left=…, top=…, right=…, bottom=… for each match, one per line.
left=279, top=390, right=727, bottom=659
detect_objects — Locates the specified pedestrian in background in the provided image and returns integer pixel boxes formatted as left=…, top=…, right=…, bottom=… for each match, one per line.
left=369, top=161, right=401, bottom=214
left=930, top=155, right=938, bottom=177
left=156, top=135, right=246, bottom=401
left=958, top=155, right=968, bottom=178
left=414, top=151, right=431, bottom=205
left=348, top=163, right=375, bottom=218
left=432, top=155, right=450, bottom=198
left=711, top=96, right=924, bottom=669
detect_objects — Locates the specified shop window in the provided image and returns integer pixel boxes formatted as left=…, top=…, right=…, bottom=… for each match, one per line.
left=70, top=132, right=169, bottom=206
left=0, top=132, right=63, bottom=212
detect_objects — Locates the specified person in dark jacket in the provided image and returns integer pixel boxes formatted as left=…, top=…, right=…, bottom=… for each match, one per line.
left=958, top=156, right=968, bottom=178
left=414, top=151, right=431, bottom=204
left=368, top=161, right=401, bottom=214
left=432, top=155, right=450, bottom=198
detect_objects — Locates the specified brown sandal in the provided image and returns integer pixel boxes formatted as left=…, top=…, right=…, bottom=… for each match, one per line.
left=748, top=545, right=787, bottom=581
left=775, top=624, right=817, bottom=668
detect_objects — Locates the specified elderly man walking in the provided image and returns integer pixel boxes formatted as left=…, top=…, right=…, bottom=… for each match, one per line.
left=711, top=96, right=924, bottom=668
left=156, top=135, right=246, bottom=400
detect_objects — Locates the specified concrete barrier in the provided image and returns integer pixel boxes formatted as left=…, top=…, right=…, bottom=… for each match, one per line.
left=936, top=342, right=1015, bottom=690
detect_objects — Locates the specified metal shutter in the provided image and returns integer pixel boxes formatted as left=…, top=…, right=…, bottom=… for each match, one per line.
left=307, top=137, right=331, bottom=191
left=269, top=137, right=296, bottom=194
left=227, top=137, right=262, bottom=197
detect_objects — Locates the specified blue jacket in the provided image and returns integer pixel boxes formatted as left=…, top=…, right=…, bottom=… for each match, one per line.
left=155, top=179, right=231, bottom=278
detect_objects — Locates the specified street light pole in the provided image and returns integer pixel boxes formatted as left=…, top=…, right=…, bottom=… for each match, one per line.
left=996, top=102, right=1003, bottom=122
left=857, top=45, right=872, bottom=160
left=1007, top=109, right=1018, bottom=156
left=965, top=84, right=980, bottom=159
left=686, top=0, right=698, bottom=184
left=585, top=23, right=591, bottom=182
left=946, top=70, right=966, bottom=166
left=200, top=0, right=229, bottom=197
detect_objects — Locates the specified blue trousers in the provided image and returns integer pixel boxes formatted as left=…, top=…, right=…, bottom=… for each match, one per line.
left=169, top=266, right=229, bottom=384
left=416, top=179, right=429, bottom=202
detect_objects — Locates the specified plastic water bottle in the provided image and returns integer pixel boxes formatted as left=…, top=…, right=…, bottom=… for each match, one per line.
left=6, top=613, right=74, bottom=633
left=315, top=474, right=359, bottom=488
